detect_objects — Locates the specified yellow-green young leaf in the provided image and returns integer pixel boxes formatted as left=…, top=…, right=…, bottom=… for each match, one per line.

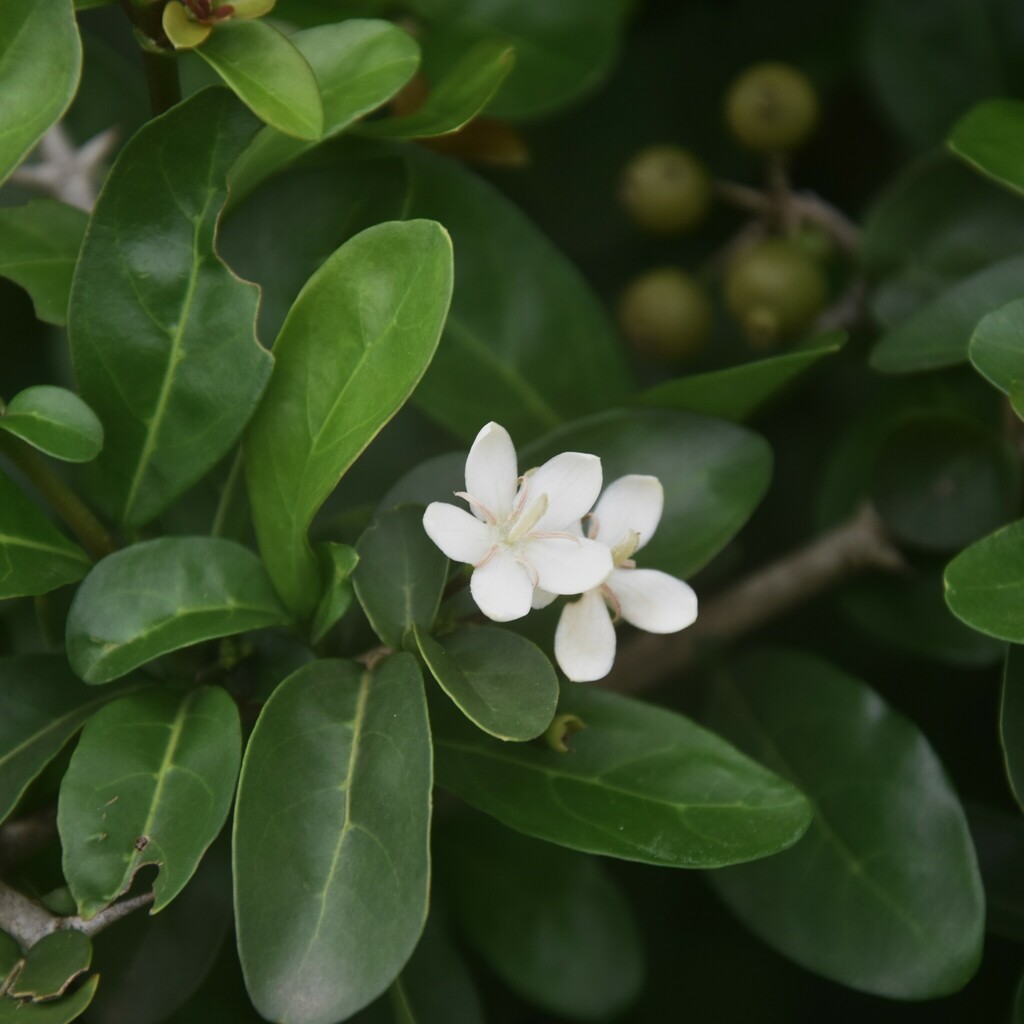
left=234, top=655, right=432, bottom=1024
left=707, top=649, right=984, bottom=999
left=1002, top=648, right=1024, bottom=812
left=0, top=0, right=82, bottom=185
left=196, top=21, right=323, bottom=140
left=310, top=542, right=359, bottom=645
left=431, top=681, right=811, bottom=868
left=65, top=538, right=291, bottom=685
left=229, top=19, right=420, bottom=202
left=0, top=470, right=89, bottom=600
left=0, top=201, right=87, bottom=325
left=357, top=39, right=513, bottom=139
left=162, top=1, right=211, bottom=49
left=68, top=88, right=272, bottom=528
left=949, top=99, right=1024, bottom=197
left=245, top=220, right=453, bottom=619
left=0, top=975, right=99, bottom=1023
left=970, top=295, right=1024, bottom=399
left=8, top=931, right=92, bottom=1001
left=1, top=387, right=102, bottom=463
left=58, top=687, right=241, bottom=918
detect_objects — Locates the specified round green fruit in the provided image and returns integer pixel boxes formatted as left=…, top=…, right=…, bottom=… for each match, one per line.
left=620, top=145, right=712, bottom=234
left=618, top=268, right=713, bottom=362
left=724, top=62, right=819, bottom=152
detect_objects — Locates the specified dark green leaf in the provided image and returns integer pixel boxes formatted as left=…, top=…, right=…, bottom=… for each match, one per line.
left=432, top=681, right=811, bottom=868
left=8, top=931, right=91, bottom=1001
left=707, top=649, right=984, bottom=999
left=970, top=295, right=1024, bottom=398
left=234, top=655, right=432, bottom=1024
left=310, top=542, right=359, bottom=645
left=0, top=470, right=89, bottom=600
left=1, top=387, right=102, bottom=463
left=415, top=625, right=558, bottom=742
left=244, top=220, right=453, bottom=618
left=441, top=815, right=643, bottom=1020
left=635, top=331, right=846, bottom=421
left=65, top=537, right=290, bottom=684
left=353, top=506, right=448, bottom=650
left=68, top=88, right=272, bottom=528
left=196, top=21, right=323, bottom=140
left=0, top=0, right=82, bottom=184
left=58, top=686, right=241, bottom=917
left=949, top=98, right=1024, bottom=196
left=1002, top=648, right=1024, bottom=811
left=0, top=975, right=98, bottom=1023
left=0, top=932, right=19, bottom=987
left=0, top=201, right=87, bottom=325
left=357, top=39, right=513, bottom=139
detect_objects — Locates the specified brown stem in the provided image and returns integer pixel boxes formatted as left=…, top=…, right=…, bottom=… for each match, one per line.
left=119, top=0, right=181, bottom=117
left=602, top=504, right=907, bottom=695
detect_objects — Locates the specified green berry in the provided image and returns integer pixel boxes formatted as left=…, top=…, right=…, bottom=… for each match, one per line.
left=620, top=145, right=712, bottom=235
left=619, top=268, right=713, bottom=362
left=724, top=62, right=819, bottom=153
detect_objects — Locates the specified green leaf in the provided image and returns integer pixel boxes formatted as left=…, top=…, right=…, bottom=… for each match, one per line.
left=8, top=931, right=91, bottom=1001
left=707, top=649, right=984, bottom=999
left=635, top=331, right=846, bottom=421
left=410, top=0, right=625, bottom=119
left=415, top=625, right=558, bottom=742
left=441, top=815, right=643, bottom=1020
left=353, top=505, right=448, bottom=650
left=68, top=88, right=272, bottom=528
left=65, top=538, right=290, bottom=685
left=0, top=654, right=148, bottom=823
left=0, top=0, right=82, bottom=185
left=234, top=655, right=432, bottom=1024
left=945, top=519, right=1024, bottom=642
left=949, top=99, right=1024, bottom=196
left=310, top=542, right=359, bottom=645
left=0, top=201, right=87, bottom=325
left=229, top=19, right=420, bottom=202
left=1002, top=648, right=1024, bottom=812
left=970, top=295, right=1024, bottom=398
left=869, top=255, right=1024, bottom=374
left=358, top=39, right=513, bottom=139
left=0, top=932, right=20, bottom=987
left=244, top=220, right=453, bottom=619
left=1, top=387, right=102, bottom=463
left=0, top=975, right=98, bottom=1023
left=431, top=681, right=811, bottom=868
left=196, top=21, right=323, bottom=140
left=523, top=409, right=772, bottom=579
left=0, top=470, right=89, bottom=600
left=58, top=686, right=241, bottom=917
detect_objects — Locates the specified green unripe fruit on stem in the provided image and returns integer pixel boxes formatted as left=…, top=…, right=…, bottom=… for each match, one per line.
left=620, top=145, right=712, bottom=234
left=724, top=239, right=827, bottom=349
left=618, top=268, right=712, bottom=362
left=724, top=62, right=819, bottom=152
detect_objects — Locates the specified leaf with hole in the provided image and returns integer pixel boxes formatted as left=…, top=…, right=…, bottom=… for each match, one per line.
left=0, top=975, right=99, bottom=1023
left=8, top=931, right=92, bottom=1002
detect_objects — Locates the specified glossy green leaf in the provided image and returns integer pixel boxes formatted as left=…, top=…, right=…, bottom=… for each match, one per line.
left=0, top=0, right=82, bottom=185
left=432, top=681, right=811, bottom=868
left=0, top=654, right=148, bottom=823
left=970, top=295, right=1024, bottom=399
left=870, top=255, right=1024, bottom=374
left=946, top=519, right=1024, bottom=642
left=234, top=655, right=432, bottom=1024
left=196, top=21, right=323, bottom=141
left=310, top=542, right=359, bottom=645
left=0, top=975, right=98, bottom=1023
left=68, top=88, right=272, bottom=528
left=707, top=649, right=984, bottom=998
left=358, top=39, right=513, bottom=139
left=636, top=331, right=846, bottom=421
left=416, top=625, right=558, bottom=742
left=0, top=470, right=89, bottom=600
left=0, top=932, right=19, bottom=987
left=441, top=815, right=643, bottom=1020
left=244, top=220, right=453, bottom=619
left=65, top=537, right=290, bottom=684
left=353, top=506, right=448, bottom=650
left=1002, top=648, right=1024, bottom=812
left=949, top=99, right=1024, bottom=196
left=229, top=19, right=420, bottom=201
left=9, top=932, right=91, bottom=1001
left=1, top=387, right=102, bottom=463
left=0, top=201, right=87, bottom=325
left=58, top=686, right=241, bottom=917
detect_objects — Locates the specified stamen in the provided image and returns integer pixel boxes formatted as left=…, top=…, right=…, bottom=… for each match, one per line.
left=610, top=530, right=641, bottom=567
left=601, top=583, right=622, bottom=622
left=516, top=554, right=540, bottom=587
left=473, top=544, right=498, bottom=570
left=531, top=530, right=582, bottom=544
left=454, top=490, right=498, bottom=525
left=507, top=493, right=548, bottom=544
left=585, top=513, right=600, bottom=540
left=512, top=475, right=530, bottom=517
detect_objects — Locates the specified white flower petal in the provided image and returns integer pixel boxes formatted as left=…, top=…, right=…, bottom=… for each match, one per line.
left=526, top=536, right=612, bottom=595
left=531, top=588, right=557, bottom=610
left=465, top=422, right=517, bottom=522
left=470, top=548, right=534, bottom=622
left=526, top=452, right=603, bottom=532
left=422, top=503, right=494, bottom=565
left=610, top=568, right=697, bottom=634
left=592, top=475, right=664, bottom=552
left=555, top=589, right=616, bottom=682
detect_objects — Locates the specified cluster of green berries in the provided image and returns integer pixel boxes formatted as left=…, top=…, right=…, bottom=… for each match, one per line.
left=618, top=63, right=829, bottom=362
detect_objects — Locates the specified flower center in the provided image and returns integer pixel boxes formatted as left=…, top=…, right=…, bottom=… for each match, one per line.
left=610, top=529, right=641, bottom=567
left=506, top=493, right=548, bottom=545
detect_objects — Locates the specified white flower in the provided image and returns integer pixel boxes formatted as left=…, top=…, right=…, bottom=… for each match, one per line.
left=422, top=422, right=613, bottom=623
left=550, top=474, right=698, bottom=682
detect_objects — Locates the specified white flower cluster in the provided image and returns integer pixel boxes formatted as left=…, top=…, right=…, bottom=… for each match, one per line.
left=422, top=422, right=697, bottom=682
